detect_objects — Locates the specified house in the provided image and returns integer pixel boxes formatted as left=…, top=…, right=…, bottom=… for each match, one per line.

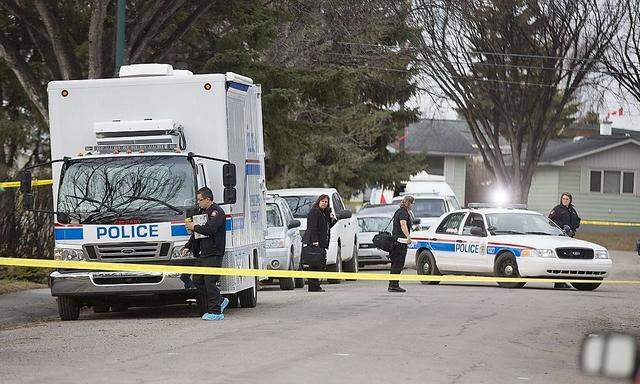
left=392, top=119, right=476, bottom=204
left=528, top=126, right=640, bottom=222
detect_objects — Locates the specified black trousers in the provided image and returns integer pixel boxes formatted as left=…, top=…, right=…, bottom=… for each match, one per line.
left=305, top=248, right=327, bottom=290
left=193, top=256, right=223, bottom=314
left=389, top=243, right=407, bottom=287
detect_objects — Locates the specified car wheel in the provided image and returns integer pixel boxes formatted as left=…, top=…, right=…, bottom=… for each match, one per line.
left=571, top=282, right=602, bottom=291
left=327, top=244, right=343, bottom=284
left=279, top=252, right=295, bottom=290
left=57, top=296, right=80, bottom=321
left=343, top=242, right=358, bottom=280
left=416, top=250, right=440, bottom=285
left=239, top=278, right=258, bottom=308
left=495, top=253, right=526, bottom=288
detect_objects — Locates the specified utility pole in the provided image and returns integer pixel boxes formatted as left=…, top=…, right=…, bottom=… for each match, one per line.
left=114, top=0, right=125, bottom=76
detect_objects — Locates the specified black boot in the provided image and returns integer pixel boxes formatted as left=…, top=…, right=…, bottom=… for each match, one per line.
left=308, top=279, right=324, bottom=292
left=388, top=282, right=406, bottom=293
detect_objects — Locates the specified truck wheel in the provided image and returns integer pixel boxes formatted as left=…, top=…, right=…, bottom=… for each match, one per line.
left=343, top=243, right=358, bottom=280
left=93, top=305, right=110, bottom=313
left=495, top=253, right=526, bottom=288
left=224, top=294, right=240, bottom=308
left=327, top=245, right=343, bottom=284
left=239, top=277, right=258, bottom=308
left=279, top=253, right=295, bottom=290
left=571, top=282, right=602, bottom=291
left=416, top=250, right=440, bottom=285
left=57, top=296, right=80, bottom=321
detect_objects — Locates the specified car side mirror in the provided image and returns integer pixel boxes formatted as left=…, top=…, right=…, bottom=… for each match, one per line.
left=223, top=187, right=236, bottom=205
left=470, top=227, right=486, bottom=237
left=580, top=333, right=639, bottom=380
left=336, top=209, right=352, bottom=220
left=288, top=219, right=301, bottom=229
left=19, top=170, right=32, bottom=194
left=223, top=163, right=236, bottom=187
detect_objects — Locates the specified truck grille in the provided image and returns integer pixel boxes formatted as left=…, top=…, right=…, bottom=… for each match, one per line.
left=84, top=242, right=170, bottom=261
left=555, top=248, right=594, bottom=259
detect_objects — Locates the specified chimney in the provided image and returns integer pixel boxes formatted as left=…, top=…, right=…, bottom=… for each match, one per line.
left=599, top=121, right=612, bottom=136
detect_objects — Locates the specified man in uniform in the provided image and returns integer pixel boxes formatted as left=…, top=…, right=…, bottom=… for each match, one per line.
left=183, top=187, right=229, bottom=320
left=389, top=195, right=415, bottom=293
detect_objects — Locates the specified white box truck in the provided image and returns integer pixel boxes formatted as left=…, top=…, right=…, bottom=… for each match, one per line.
left=20, top=64, right=266, bottom=320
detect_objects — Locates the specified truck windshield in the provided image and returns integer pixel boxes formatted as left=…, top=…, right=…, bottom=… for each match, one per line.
left=413, top=198, right=446, bottom=218
left=57, top=156, right=196, bottom=223
left=485, top=213, right=565, bottom=236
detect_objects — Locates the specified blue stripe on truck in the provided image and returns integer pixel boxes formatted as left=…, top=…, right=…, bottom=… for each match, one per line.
left=54, top=228, right=83, bottom=240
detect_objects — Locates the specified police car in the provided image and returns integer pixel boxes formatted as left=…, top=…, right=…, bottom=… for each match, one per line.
left=408, top=204, right=612, bottom=290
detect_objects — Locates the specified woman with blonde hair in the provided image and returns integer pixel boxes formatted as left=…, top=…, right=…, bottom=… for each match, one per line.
left=388, top=195, right=415, bottom=292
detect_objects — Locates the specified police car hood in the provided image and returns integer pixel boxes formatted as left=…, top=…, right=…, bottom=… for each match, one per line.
left=491, top=235, right=607, bottom=250
left=266, top=226, right=287, bottom=240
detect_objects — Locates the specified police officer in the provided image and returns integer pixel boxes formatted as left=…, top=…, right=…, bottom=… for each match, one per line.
left=389, top=195, right=415, bottom=293
left=549, top=192, right=581, bottom=289
left=183, top=187, right=229, bottom=320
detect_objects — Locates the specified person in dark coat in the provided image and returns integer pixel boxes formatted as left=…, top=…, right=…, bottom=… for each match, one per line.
left=302, top=194, right=336, bottom=292
left=183, top=187, right=229, bottom=320
left=548, top=192, right=581, bottom=289
left=389, top=195, right=415, bottom=293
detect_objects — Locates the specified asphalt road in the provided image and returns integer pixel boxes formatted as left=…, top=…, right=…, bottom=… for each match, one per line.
left=1, top=251, right=639, bottom=384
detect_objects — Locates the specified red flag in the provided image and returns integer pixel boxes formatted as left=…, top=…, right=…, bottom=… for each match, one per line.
left=380, top=193, right=387, bottom=204
left=609, top=107, right=624, bottom=116
left=618, top=107, right=624, bottom=116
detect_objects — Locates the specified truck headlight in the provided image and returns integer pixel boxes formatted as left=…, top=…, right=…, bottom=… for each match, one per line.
left=54, top=247, right=85, bottom=261
left=594, top=250, right=609, bottom=259
left=521, top=249, right=555, bottom=258
left=171, top=245, right=193, bottom=259
left=265, top=239, right=285, bottom=249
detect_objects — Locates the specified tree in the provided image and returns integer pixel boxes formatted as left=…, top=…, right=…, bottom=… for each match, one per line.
left=604, top=0, right=640, bottom=105
left=409, top=0, right=623, bottom=203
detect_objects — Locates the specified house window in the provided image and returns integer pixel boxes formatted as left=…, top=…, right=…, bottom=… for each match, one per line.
left=589, top=170, right=635, bottom=195
left=603, top=171, right=621, bottom=194
left=589, top=171, right=601, bottom=192
left=426, top=156, right=445, bottom=176
left=623, top=172, right=635, bottom=194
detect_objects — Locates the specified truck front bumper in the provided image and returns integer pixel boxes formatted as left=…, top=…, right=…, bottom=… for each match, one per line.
left=517, top=257, right=612, bottom=278
left=50, top=271, right=197, bottom=296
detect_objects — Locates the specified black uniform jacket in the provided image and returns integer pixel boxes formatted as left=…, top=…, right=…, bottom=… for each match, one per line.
left=185, top=203, right=226, bottom=257
left=549, top=204, right=581, bottom=231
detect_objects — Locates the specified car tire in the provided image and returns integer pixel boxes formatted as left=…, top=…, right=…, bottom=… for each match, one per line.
left=327, top=244, right=343, bottom=284
left=57, top=296, right=80, bottom=321
left=571, top=282, right=602, bottom=291
left=225, top=293, right=240, bottom=308
left=343, top=243, right=358, bottom=280
left=416, top=250, right=440, bottom=285
left=495, top=253, right=526, bottom=288
left=239, top=277, right=258, bottom=308
left=279, top=252, right=295, bottom=290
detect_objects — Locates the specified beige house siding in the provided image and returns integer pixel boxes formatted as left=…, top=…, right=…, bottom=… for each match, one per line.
left=444, top=156, right=467, bottom=204
left=528, top=166, right=560, bottom=215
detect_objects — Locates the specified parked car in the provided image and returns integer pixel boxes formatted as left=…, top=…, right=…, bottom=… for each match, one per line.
left=262, top=195, right=304, bottom=290
left=355, top=204, right=397, bottom=267
left=408, top=205, right=612, bottom=290
left=269, top=188, right=358, bottom=282
left=392, top=192, right=460, bottom=230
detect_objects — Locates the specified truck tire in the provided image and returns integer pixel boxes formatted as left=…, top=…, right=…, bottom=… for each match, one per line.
left=239, top=277, right=258, bottom=308
left=224, top=294, right=240, bottom=308
left=57, top=296, right=80, bottom=321
left=494, top=253, right=526, bottom=288
left=327, top=245, right=343, bottom=284
left=343, top=243, right=359, bottom=280
left=416, top=250, right=440, bottom=285
left=571, top=282, right=602, bottom=291
left=279, top=253, right=295, bottom=290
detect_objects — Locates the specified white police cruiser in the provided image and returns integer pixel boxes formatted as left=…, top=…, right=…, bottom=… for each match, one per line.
left=408, top=204, right=612, bottom=290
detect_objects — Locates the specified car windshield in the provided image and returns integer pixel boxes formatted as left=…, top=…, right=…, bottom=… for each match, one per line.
left=282, top=195, right=318, bottom=218
left=485, top=213, right=565, bottom=236
left=358, top=217, right=392, bottom=233
left=266, top=203, right=283, bottom=228
left=57, top=156, right=196, bottom=223
left=413, top=198, right=446, bottom=218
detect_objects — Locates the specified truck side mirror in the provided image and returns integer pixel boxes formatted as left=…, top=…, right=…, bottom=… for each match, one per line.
left=223, top=187, right=236, bottom=205
left=19, top=170, right=32, bottom=194
left=223, top=163, right=236, bottom=187
left=336, top=209, right=352, bottom=220
left=288, top=219, right=301, bottom=229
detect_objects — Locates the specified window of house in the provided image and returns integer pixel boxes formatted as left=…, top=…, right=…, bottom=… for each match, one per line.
left=623, top=172, right=635, bottom=194
left=589, top=170, right=635, bottom=195
left=426, top=157, right=445, bottom=176
left=603, top=171, right=621, bottom=194
left=589, top=170, right=601, bottom=192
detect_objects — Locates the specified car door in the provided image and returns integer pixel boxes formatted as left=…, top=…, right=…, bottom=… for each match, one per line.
left=431, top=212, right=466, bottom=271
left=458, top=212, right=490, bottom=273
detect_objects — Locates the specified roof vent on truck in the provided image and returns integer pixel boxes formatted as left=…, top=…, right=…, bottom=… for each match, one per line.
left=118, top=64, right=193, bottom=78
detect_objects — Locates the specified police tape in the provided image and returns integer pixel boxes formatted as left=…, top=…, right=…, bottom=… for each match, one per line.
left=1, top=257, right=639, bottom=285
left=581, top=220, right=640, bottom=227
left=0, top=179, right=53, bottom=189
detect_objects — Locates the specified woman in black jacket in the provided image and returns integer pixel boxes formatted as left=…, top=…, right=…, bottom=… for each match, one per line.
left=302, top=194, right=335, bottom=292
left=548, top=192, right=581, bottom=289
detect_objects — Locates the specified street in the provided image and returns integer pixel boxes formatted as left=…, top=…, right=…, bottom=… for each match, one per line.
left=1, top=251, right=639, bottom=384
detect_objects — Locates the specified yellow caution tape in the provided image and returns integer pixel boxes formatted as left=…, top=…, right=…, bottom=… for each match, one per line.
left=581, top=220, right=640, bottom=227
left=0, top=179, right=53, bottom=188
left=1, top=257, right=638, bottom=285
